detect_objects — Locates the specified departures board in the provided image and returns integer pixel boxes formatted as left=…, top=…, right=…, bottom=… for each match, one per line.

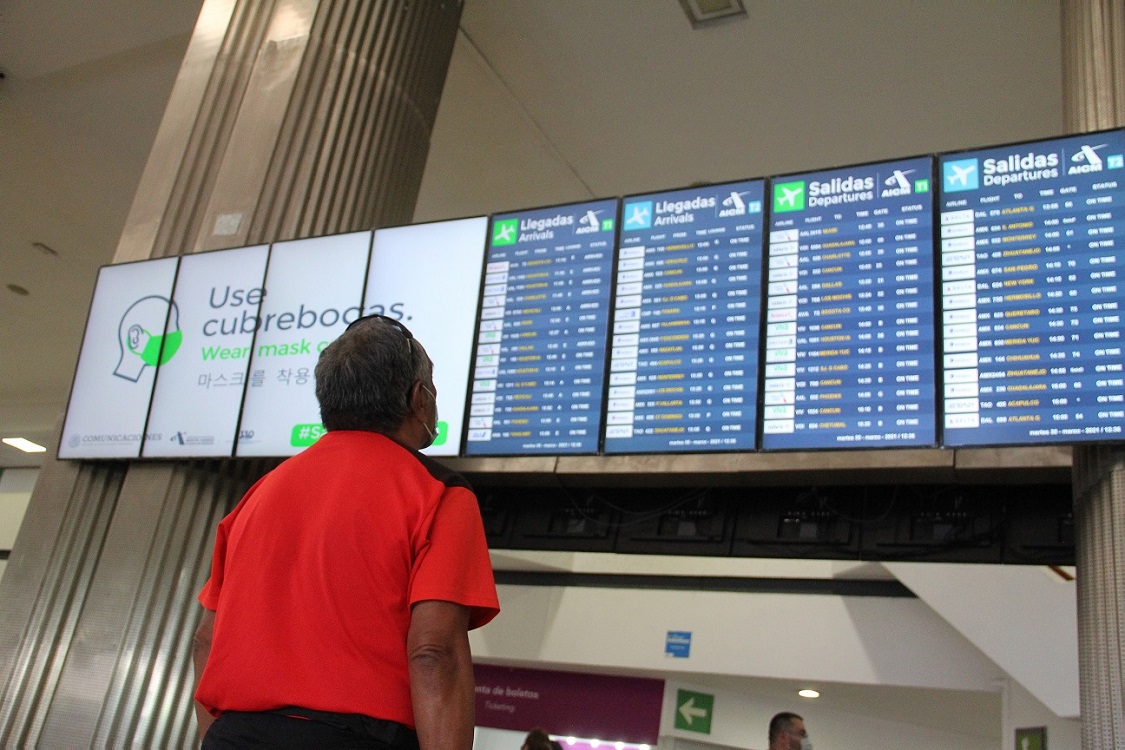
left=760, top=157, right=938, bottom=451
left=604, top=180, right=765, bottom=453
left=464, top=200, right=618, bottom=455
left=939, top=130, right=1125, bottom=446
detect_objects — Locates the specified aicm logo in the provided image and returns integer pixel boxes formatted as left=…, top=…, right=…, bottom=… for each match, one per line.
left=1068, top=143, right=1119, bottom=175
left=881, top=169, right=928, bottom=198
left=772, top=181, right=805, bottom=212
left=576, top=208, right=613, bottom=234
left=623, top=200, right=653, bottom=231
left=491, top=218, right=518, bottom=246
left=943, top=158, right=979, bottom=192
left=719, top=190, right=756, bottom=218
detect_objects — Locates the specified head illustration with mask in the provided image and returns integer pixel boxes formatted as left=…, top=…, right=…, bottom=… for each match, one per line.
left=768, top=712, right=812, bottom=750
left=114, top=296, right=182, bottom=382
left=315, top=314, right=438, bottom=452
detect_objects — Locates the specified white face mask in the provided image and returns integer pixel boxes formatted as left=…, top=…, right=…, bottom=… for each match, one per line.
left=800, top=738, right=813, bottom=750
left=418, top=385, right=438, bottom=449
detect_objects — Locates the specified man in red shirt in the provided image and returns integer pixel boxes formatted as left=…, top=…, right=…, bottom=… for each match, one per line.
left=193, top=315, right=499, bottom=749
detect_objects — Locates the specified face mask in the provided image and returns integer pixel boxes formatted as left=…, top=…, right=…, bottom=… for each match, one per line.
left=129, top=326, right=182, bottom=366
left=800, top=738, right=813, bottom=750
left=418, top=385, right=438, bottom=449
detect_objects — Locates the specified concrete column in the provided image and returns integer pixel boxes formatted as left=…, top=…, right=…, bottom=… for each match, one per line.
left=0, top=1, right=462, bottom=746
left=1061, top=2, right=1125, bottom=747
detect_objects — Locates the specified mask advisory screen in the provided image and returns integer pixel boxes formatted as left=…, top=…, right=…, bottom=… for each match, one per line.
left=60, top=258, right=179, bottom=459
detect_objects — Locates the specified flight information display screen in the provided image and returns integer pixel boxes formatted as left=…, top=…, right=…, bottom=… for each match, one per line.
left=761, top=157, right=938, bottom=450
left=59, top=258, right=179, bottom=459
left=143, top=245, right=268, bottom=457
left=603, top=180, right=765, bottom=453
left=365, top=217, right=488, bottom=457
left=235, top=232, right=372, bottom=457
left=939, top=130, right=1125, bottom=446
left=464, top=199, right=618, bottom=455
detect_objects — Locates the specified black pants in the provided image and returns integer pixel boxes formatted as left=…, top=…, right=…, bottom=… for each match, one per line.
left=202, top=709, right=418, bottom=750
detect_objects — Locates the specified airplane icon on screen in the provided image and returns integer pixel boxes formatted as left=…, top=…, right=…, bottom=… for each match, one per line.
left=776, top=185, right=803, bottom=208
left=493, top=222, right=516, bottom=243
left=624, top=202, right=653, bottom=229
left=581, top=210, right=602, bottom=227
left=885, top=169, right=915, bottom=191
left=947, top=164, right=975, bottom=186
left=944, top=159, right=979, bottom=191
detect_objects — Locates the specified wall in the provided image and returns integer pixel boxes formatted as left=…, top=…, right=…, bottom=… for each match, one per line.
left=885, top=562, right=1079, bottom=717
left=470, top=550, right=1095, bottom=748
left=1001, top=679, right=1081, bottom=750
left=472, top=582, right=1003, bottom=692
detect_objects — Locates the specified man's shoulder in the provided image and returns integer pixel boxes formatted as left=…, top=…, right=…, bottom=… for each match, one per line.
left=291, top=431, right=473, bottom=493
left=411, top=450, right=473, bottom=493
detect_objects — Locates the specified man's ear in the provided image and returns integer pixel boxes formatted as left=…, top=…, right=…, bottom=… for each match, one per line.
left=408, top=381, right=431, bottom=419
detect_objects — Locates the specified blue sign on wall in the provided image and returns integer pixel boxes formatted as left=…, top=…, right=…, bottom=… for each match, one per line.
left=666, top=630, right=692, bottom=658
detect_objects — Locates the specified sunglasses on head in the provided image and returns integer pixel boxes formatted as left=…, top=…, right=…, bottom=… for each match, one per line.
left=345, top=314, right=424, bottom=407
left=345, top=313, right=415, bottom=352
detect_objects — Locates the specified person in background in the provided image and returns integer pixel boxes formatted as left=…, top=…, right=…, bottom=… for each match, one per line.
left=768, top=711, right=812, bottom=750
left=192, top=314, right=500, bottom=749
left=521, top=728, right=555, bottom=750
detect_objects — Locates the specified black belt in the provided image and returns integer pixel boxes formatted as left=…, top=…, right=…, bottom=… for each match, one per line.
left=268, top=706, right=419, bottom=750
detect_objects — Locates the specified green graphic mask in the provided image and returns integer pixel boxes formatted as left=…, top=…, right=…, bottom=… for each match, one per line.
left=132, top=329, right=182, bottom=366
left=115, top=296, right=181, bottom=382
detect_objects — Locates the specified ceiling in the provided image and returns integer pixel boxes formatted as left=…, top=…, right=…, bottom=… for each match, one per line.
left=0, top=0, right=1070, bottom=734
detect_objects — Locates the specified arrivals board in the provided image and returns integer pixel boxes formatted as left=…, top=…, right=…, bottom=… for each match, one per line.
left=59, top=257, right=179, bottom=458
left=235, top=232, right=372, bottom=457
left=604, top=181, right=765, bottom=453
left=939, top=130, right=1125, bottom=446
left=143, top=245, right=268, bottom=457
left=464, top=200, right=618, bottom=455
left=761, top=157, right=938, bottom=450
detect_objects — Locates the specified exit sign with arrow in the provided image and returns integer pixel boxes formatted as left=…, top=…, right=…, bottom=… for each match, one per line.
left=673, top=689, right=714, bottom=734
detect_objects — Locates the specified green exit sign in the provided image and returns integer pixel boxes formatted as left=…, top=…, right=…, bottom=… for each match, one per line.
left=674, top=689, right=713, bottom=734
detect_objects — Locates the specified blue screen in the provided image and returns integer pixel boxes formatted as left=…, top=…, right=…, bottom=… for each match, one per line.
left=603, top=180, right=765, bottom=453
left=939, top=130, right=1125, bottom=446
left=761, top=156, right=938, bottom=450
left=464, top=200, right=618, bottom=455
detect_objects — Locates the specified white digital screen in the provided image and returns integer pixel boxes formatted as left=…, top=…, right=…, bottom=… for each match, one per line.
left=235, top=232, right=372, bottom=457
left=59, top=257, right=180, bottom=458
left=366, top=217, right=488, bottom=456
left=143, top=245, right=269, bottom=457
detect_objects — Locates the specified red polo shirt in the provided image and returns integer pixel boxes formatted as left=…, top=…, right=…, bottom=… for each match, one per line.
left=196, top=431, right=499, bottom=728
